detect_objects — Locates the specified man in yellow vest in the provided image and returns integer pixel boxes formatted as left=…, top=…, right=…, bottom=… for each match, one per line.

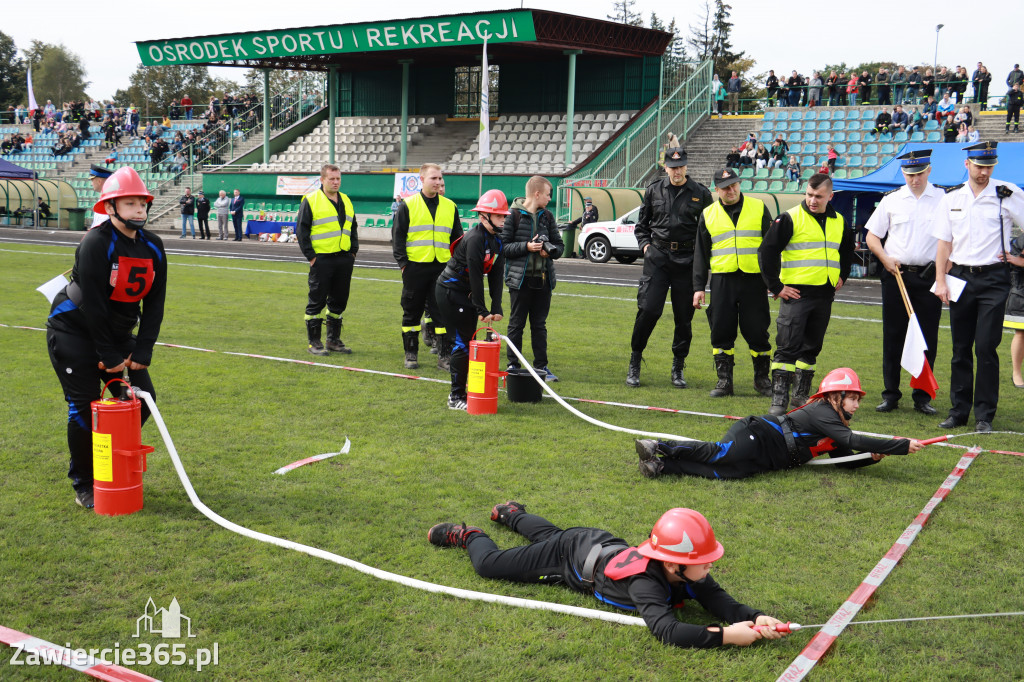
left=296, top=163, right=358, bottom=356
left=392, top=163, right=463, bottom=370
left=758, top=174, right=854, bottom=415
left=692, top=168, right=773, bottom=398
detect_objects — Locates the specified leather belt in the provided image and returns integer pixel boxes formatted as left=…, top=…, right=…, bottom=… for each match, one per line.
left=652, top=237, right=695, bottom=253
left=580, top=544, right=627, bottom=585
left=901, top=263, right=931, bottom=273
left=952, top=262, right=1006, bottom=274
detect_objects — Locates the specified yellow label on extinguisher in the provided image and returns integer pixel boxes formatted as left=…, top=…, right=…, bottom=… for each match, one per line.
left=467, top=360, right=486, bottom=394
left=93, top=431, right=113, bottom=482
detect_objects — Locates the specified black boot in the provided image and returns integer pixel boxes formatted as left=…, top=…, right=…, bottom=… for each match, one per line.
left=306, top=319, right=328, bottom=356
left=791, top=369, right=815, bottom=408
left=768, top=369, right=792, bottom=416
left=436, top=334, right=452, bottom=371
left=709, top=354, right=734, bottom=397
left=752, top=354, right=772, bottom=397
left=422, top=324, right=438, bottom=354
left=325, top=316, right=352, bottom=354
left=402, top=331, right=419, bottom=369
left=626, top=351, right=642, bottom=387
left=671, top=358, right=687, bottom=388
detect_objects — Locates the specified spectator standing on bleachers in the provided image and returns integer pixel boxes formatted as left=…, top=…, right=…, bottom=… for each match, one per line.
left=502, top=176, right=563, bottom=381
left=1008, top=64, right=1023, bottom=89
left=769, top=136, right=788, bottom=169
left=692, top=168, right=773, bottom=398
left=907, top=67, right=922, bottom=104
left=826, top=144, right=839, bottom=172
left=846, top=73, right=859, bottom=106
left=626, top=147, right=713, bottom=389
left=785, top=156, right=801, bottom=182
left=712, top=76, right=726, bottom=118
left=182, top=94, right=193, bottom=120
left=935, top=66, right=952, bottom=98
left=727, top=71, right=742, bottom=115
left=942, top=115, right=958, bottom=143
left=195, top=190, right=211, bottom=240
left=858, top=71, right=873, bottom=105
left=43, top=100, right=55, bottom=118
left=934, top=141, right=1024, bottom=431
left=214, top=190, right=230, bottom=239
left=954, top=67, right=970, bottom=103
left=922, top=69, right=936, bottom=100
left=32, top=108, right=42, bottom=132
left=826, top=71, right=840, bottom=106
left=892, top=66, right=907, bottom=104
left=296, top=164, right=358, bottom=356
left=179, top=188, right=196, bottom=239
left=876, top=68, right=891, bottom=106
left=890, top=105, right=909, bottom=134
left=88, top=164, right=113, bottom=229
left=758, top=173, right=854, bottom=415
left=786, top=71, right=801, bottom=107
left=1006, top=83, right=1023, bottom=134
left=872, top=108, right=893, bottom=137
left=392, top=163, right=462, bottom=370
left=973, top=64, right=991, bottom=110
left=808, top=72, right=823, bottom=107
left=230, top=189, right=244, bottom=241
left=864, top=149, right=943, bottom=415
left=766, top=70, right=780, bottom=107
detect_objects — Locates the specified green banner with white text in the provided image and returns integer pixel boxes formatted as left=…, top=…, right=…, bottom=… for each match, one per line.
left=137, top=12, right=536, bottom=66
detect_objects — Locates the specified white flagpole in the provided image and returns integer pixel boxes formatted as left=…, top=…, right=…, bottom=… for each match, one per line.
left=478, top=37, right=490, bottom=197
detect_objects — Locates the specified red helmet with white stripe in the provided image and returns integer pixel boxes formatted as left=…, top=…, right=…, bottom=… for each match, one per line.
left=809, top=367, right=865, bottom=401
left=471, top=189, right=511, bottom=216
left=637, top=508, right=724, bottom=565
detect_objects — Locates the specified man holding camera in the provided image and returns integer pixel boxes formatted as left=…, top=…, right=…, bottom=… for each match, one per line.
left=502, top=176, right=564, bottom=381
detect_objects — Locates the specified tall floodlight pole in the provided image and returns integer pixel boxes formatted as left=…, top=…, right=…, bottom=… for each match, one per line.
left=933, top=24, right=944, bottom=76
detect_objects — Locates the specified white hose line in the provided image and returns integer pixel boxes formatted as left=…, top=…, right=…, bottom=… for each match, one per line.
left=131, top=389, right=647, bottom=628
left=499, top=335, right=698, bottom=443
left=807, top=430, right=1024, bottom=466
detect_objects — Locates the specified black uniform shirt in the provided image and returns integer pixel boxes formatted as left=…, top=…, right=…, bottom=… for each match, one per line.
left=757, top=201, right=854, bottom=296
left=693, top=195, right=772, bottom=291
left=634, top=175, right=713, bottom=257
left=391, top=192, right=463, bottom=269
left=439, top=224, right=504, bottom=318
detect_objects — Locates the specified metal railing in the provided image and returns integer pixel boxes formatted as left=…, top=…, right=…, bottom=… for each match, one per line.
left=555, top=59, right=712, bottom=221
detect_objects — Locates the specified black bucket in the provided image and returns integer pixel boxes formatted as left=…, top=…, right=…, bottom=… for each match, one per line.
left=505, top=368, right=543, bottom=403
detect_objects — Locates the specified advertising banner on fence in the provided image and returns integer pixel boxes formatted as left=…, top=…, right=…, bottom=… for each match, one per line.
left=276, top=176, right=320, bottom=196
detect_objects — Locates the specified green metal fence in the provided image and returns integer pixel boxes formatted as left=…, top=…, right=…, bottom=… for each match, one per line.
left=555, top=60, right=712, bottom=221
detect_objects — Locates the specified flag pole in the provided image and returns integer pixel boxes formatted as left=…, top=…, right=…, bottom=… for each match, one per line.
left=893, top=269, right=914, bottom=318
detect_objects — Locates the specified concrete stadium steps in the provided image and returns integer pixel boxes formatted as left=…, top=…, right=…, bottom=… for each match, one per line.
left=397, top=118, right=480, bottom=169
left=683, top=118, right=761, bottom=187
left=974, top=111, right=1024, bottom=142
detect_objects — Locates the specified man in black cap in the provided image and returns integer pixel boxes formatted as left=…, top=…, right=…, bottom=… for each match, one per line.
left=865, top=150, right=943, bottom=414
left=1006, top=83, right=1022, bottom=135
left=88, top=164, right=113, bottom=229
left=692, top=168, right=773, bottom=397
left=933, top=141, right=1024, bottom=431
left=568, top=196, right=599, bottom=258
left=627, top=147, right=713, bottom=387
left=195, top=189, right=211, bottom=240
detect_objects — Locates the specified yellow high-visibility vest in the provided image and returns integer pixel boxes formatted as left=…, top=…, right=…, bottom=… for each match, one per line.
left=702, top=197, right=765, bottom=274
left=305, top=189, right=354, bottom=254
left=780, top=205, right=843, bottom=286
left=405, top=193, right=457, bottom=263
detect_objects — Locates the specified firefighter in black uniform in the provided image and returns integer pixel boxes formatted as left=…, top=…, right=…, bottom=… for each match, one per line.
left=428, top=504, right=788, bottom=648
left=435, top=190, right=507, bottom=411
left=296, top=163, right=358, bottom=356
left=627, top=147, right=713, bottom=388
left=46, top=167, right=167, bottom=509
left=393, top=163, right=463, bottom=370
left=758, top=173, right=854, bottom=415
left=692, top=168, right=773, bottom=398
left=635, top=368, right=924, bottom=480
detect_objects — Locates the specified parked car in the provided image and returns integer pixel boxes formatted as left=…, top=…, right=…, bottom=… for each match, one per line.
left=576, top=206, right=642, bottom=264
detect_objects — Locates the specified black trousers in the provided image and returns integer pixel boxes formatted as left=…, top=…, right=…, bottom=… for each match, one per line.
left=197, top=215, right=210, bottom=239
left=657, top=418, right=778, bottom=480
left=506, top=281, right=552, bottom=368
left=232, top=211, right=243, bottom=240
left=947, top=265, right=1011, bottom=422
left=706, top=272, right=771, bottom=354
left=631, top=245, right=696, bottom=359
left=466, top=512, right=612, bottom=589
left=435, top=284, right=476, bottom=397
left=772, top=290, right=834, bottom=369
left=401, top=261, right=445, bottom=333
left=880, top=268, right=942, bottom=403
left=1007, top=106, right=1021, bottom=125
left=47, top=328, right=156, bottom=492
left=306, top=251, right=354, bottom=317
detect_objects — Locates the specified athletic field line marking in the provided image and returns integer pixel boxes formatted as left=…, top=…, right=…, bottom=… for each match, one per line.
left=776, top=447, right=982, bottom=682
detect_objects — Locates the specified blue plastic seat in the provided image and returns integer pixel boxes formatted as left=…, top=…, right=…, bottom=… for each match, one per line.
left=832, top=120, right=846, bottom=131
left=768, top=180, right=784, bottom=192
left=910, top=132, right=925, bottom=141
left=864, top=155, right=879, bottom=167
left=832, top=132, right=846, bottom=142
left=925, top=120, right=939, bottom=130
left=893, top=132, right=908, bottom=142
left=847, top=131, right=862, bottom=142
left=864, top=143, right=879, bottom=154
left=835, top=143, right=847, bottom=153
left=803, top=121, right=816, bottom=131
left=789, top=132, right=802, bottom=142
left=789, top=121, right=802, bottom=131
left=832, top=110, right=846, bottom=120
left=881, top=143, right=895, bottom=154
left=785, top=181, right=801, bottom=192
left=777, top=111, right=790, bottom=121
left=833, top=169, right=848, bottom=179
left=861, top=109, right=876, bottom=120
left=790, top=111, right=803, bottom=121
left=817, top=121, right=831, bottom=131
left=847, top=120, right=862, bottom=131
left=926, top=132, right=941, bottom=142
left=802, top=155, right=815, bottom=166
left=740, top=180, right=754, bottom=191
left=753, top=180, right=769, bottom=191
left=788, top=143, right=802, bottom=154
left=764, top=111, right=776, bottom=121
left=760, top=132, right=774, bottom=143
left=848, top=143, right=863, bottom=154
left=847, top=155, right=863, bottom=167
left=804, top=111, right=817, bottom=121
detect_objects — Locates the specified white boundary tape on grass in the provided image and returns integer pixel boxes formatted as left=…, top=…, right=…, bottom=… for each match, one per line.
left=0, top=624, right=158, bottom=681
left=273, top=439, right=350, bottom=474
left=131, top=389, right=648, bottom=628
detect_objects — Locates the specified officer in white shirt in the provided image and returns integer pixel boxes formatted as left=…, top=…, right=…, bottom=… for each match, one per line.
left=933, top=141, right=1024, bottom=432
left=865, top=150, right=943, bottom=415
left=88, top=164, right=113, bottom=229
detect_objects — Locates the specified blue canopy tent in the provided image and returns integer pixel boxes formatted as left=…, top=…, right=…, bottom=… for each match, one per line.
left=0, top=157, right=35, bottom=180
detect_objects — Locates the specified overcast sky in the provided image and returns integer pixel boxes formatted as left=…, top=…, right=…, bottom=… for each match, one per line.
left=5, top=0, right=1020, bottom=101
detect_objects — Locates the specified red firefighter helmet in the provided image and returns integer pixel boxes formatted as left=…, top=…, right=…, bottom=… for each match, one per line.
left=636, top=508, right=724, bottom=565
left=471, top=189, right=511, bottom=216
left=809, top=367, right=865, bottom=401
left=93, top=167, right=155, bottom=214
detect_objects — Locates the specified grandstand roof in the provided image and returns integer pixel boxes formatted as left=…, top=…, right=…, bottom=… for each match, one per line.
left=136, top=10, right=671, bottom=71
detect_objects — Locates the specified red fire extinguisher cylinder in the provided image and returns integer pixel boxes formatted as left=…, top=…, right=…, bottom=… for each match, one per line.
left=91, top=379, right=154, bottom=516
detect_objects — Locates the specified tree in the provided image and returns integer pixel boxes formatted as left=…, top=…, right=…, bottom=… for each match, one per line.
left=114, top=64, right=220, bottom=117
left=607, top=0, right=643, bottom=26
left=0, top=31, right=26, bottom=112
left=24, top=41, right=89, bottom=104
left=650, top=13, right=686, bottom=68
left=687, top=0, right=744, bottom=79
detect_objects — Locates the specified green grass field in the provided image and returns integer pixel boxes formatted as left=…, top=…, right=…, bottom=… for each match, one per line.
left=1, top=242, right=1022, bottom=681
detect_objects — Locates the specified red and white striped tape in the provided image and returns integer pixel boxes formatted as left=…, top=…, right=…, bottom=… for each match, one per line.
left=776, top=447, right=982, bottom=682
left=0, top=624, right=158, bottom=681
left=273, top=438, right=351, bottom=474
